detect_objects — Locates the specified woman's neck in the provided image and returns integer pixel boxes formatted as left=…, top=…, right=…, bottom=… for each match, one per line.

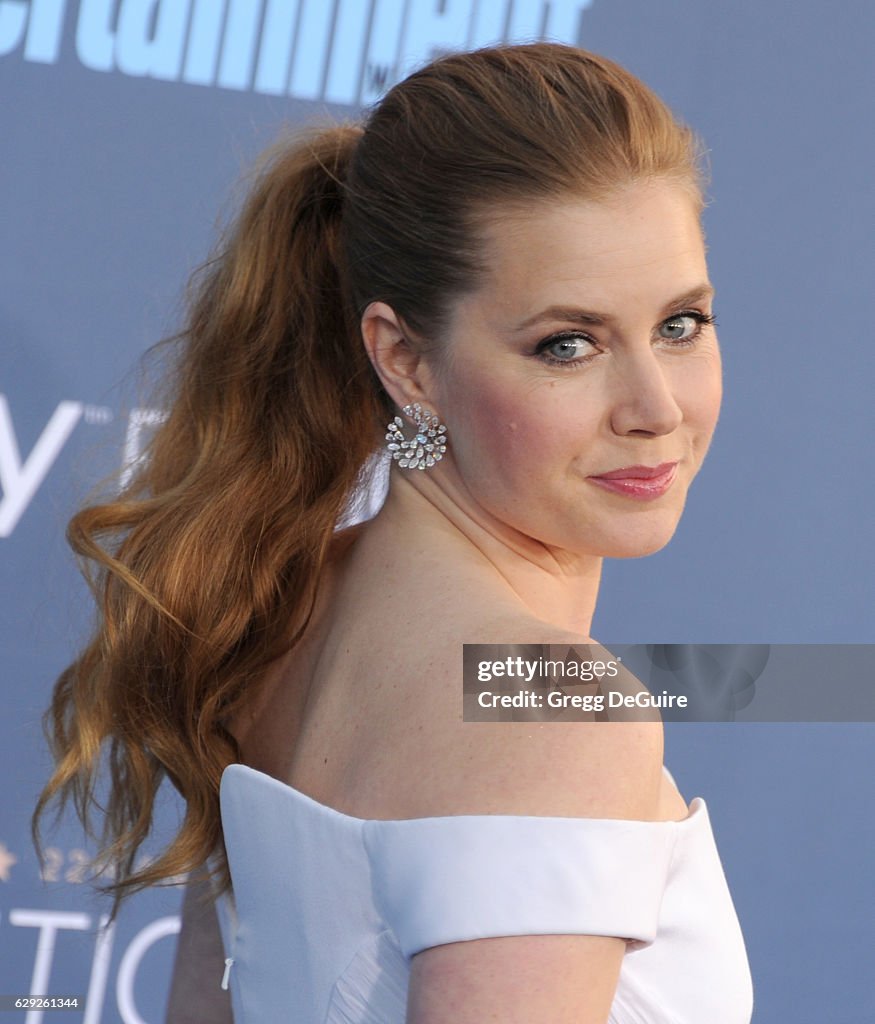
left=358, top=468, right=603, bottom=639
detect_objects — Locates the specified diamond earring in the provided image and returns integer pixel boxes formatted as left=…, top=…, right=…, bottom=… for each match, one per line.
left=385, top=402, right=448, bottom=470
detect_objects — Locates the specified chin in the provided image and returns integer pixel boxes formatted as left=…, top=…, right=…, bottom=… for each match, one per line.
left=600, top=535, right=677, bottom=559
left=587, top=517, right=683, bottom=559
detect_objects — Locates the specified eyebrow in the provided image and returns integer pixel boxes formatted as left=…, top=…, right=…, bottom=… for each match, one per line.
left=515, top=284, right=716, bottom=330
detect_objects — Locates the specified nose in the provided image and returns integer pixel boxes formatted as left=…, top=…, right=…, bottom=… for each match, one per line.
left=608, top=351, right=683, bottom=438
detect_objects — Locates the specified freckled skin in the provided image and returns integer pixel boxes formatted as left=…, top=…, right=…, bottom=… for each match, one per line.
left=425, top=180, right=722, bottom=560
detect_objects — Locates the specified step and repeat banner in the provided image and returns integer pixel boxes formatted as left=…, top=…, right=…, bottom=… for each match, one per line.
left=2, top=2, right=873, bottom=1021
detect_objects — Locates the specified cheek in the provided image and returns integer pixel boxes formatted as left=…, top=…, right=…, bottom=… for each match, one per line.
left=459, top=384, right=534, bottom=465
left=450, top=376, right=586, bottom=487
left=678, top=356, right=722, bottom=449
left=696, top=361, right=723, bottom=428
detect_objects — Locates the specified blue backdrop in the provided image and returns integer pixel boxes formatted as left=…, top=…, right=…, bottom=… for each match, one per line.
left=2, top=2, right=873, bottom=1021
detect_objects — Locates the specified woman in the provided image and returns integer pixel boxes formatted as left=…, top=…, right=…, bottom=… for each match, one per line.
left=33, top=43, right=753, bottom=1023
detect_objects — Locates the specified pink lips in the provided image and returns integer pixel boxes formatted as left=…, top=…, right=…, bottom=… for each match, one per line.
left=588, top=462, right=678, bottom=500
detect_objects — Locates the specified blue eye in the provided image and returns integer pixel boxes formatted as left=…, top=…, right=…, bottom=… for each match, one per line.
left=659, top=311, right=718, bottom=344
left=538, top=333, right=596, bottom=365
left=660, top=315, right=700, bottom=341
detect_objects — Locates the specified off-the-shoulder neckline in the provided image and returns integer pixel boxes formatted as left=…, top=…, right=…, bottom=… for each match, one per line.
left=220, top=762, right=705, bottom=828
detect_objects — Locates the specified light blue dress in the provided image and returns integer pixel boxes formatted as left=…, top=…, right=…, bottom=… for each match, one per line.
left=213, top=763, right=753, bottom=1023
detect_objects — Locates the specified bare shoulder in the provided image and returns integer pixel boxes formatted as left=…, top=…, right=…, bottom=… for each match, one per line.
left=402, top=613, right=659, bottom=1024
left=396, top=609, right=665, bottom=824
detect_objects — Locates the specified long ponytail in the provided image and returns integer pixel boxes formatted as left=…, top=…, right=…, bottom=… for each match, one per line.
left=32, top=123, right=392, bottom=919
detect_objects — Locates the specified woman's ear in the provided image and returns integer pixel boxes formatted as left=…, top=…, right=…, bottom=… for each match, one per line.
left=360, top=301, right=437, bottom=412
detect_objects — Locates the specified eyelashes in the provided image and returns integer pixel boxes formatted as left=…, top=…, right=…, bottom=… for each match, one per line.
left=535, top=310, right=719, bottom=370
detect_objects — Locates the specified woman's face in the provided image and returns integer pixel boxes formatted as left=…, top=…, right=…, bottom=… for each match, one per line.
left=428, top=179, right=722, bottom=559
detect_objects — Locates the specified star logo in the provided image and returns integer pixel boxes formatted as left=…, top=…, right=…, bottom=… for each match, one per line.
left=0, top=842, right=17, bottom=882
